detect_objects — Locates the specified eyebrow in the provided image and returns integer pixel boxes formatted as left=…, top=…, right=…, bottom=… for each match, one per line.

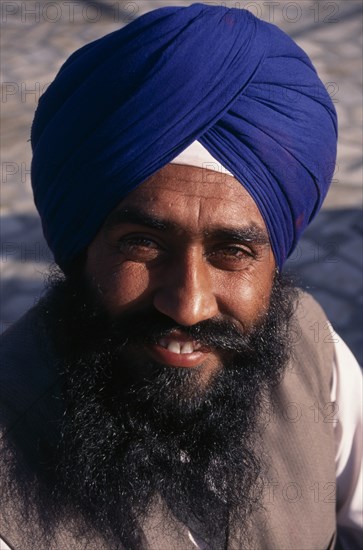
left=105, top=208, right=174, bottom=232
left=205, top=227, right=270, bottom=246
left=104, top=207, right=270, bottom=246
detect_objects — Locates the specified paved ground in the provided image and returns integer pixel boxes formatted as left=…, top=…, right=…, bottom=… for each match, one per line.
left=1, top=0, right=362, bottom=363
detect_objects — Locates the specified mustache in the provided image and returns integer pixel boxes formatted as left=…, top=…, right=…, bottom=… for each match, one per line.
left=99, top=310, right=258, bottom=354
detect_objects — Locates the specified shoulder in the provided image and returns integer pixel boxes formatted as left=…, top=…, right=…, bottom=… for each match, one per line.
left=292, top=290, right=335, bottom=372
left=293, top=289, right=330, bottom=328
left=264, top=290, right=336, bottom=425
left=1, top=305, right=45, bottom=359
left=0, top=305, right=61, bottom=431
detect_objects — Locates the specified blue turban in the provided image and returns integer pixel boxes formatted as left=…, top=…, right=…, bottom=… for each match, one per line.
left=31, top=4, right=337, bottom=270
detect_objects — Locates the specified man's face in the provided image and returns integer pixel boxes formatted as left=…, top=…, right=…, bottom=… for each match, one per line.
left=85, top=164, right=276, bottom=385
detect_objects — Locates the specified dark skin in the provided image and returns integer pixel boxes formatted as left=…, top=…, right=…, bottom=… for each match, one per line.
left=86, top=164, right=276, bottom=385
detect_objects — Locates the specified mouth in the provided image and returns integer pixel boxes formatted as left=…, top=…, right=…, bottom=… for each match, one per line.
left=146, top=331, right=213, bottom=368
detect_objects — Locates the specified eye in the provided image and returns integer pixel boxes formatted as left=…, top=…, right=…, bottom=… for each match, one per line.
left=117, top=235, right=163, bottom=262
left=207, top=245, right=255, bottom=269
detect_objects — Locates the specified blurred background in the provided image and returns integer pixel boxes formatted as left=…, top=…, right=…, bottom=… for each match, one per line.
left=1, top=0, right=362, bottom=363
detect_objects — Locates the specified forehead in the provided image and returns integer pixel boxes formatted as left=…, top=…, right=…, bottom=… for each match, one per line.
left=109, top=164, right=267, bottom=234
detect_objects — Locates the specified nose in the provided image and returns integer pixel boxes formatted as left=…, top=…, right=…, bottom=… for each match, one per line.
left=153, top=248, right=218, bottom=326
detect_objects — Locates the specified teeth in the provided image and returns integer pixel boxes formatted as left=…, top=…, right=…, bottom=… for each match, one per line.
left=167, top=341, right=181, bottom=354
left=158, top=338, right=196, bottom=354
left=180, top=342, right=194, bottom=354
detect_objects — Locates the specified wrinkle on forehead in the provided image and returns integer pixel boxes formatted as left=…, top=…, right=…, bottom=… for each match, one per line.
left=131, top=165, right=259, bottom=207
left=146, top=165, right=245, bottom=198
left=120, top=164, right=267, bottom=234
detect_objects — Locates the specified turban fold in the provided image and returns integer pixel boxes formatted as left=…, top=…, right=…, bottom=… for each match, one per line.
left=31, top=3, right=337, bottom=270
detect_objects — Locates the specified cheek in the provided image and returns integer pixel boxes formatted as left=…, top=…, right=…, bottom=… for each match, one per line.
left=219, top=268, right=274, bottom=328
left=86, top=256, right=152, bottom=315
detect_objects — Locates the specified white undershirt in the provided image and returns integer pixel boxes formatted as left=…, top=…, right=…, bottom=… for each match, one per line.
left=332, top=334, right=363, bottom=546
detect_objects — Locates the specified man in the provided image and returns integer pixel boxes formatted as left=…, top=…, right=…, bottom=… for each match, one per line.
left=0, top=4, right=362, bottom=549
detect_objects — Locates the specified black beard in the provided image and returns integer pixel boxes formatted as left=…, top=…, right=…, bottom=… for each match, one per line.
left=1, top=270, right=297, bottom=550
